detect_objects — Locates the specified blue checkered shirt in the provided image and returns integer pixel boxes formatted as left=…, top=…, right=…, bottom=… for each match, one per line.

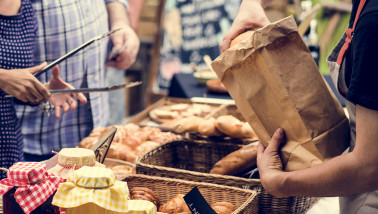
left=15, top=0, right=128, bottom=155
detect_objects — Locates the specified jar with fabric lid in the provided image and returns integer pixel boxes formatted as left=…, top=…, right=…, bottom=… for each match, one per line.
left=0, top=162, right=62, bottom=214
left=48, top=148, right=104, bottom=179
left=52, top=166, right=129, bottom=213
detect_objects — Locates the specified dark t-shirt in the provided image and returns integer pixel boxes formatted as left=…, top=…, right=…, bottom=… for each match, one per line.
left=345, top=0, right=378, bottom=111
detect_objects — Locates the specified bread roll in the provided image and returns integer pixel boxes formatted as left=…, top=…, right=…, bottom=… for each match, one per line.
left=149, top=132, right=181, bottom=144
left=78, top=136, right=98, bottom=149
left=230, top=30, right=254, bottom=47
left=211, top=202, right=236, bottom=214
left=198, top=118, right=223, bottom=136
left=161, top=116, right=205, bottom=133
left=107, top=143, right=137, bottom=163
left=130, top=187, right=160, bottom=208
left=158, top=194, right=190, bottom=214
left=136, top=141, right=160, bottom=155
left=215, top=115, right=245, bottom=138
left=210, top=145, right=258, bottom=175
left=241, top=122, right=258, bottom=139
left=110, top=165, right=135, bottom=176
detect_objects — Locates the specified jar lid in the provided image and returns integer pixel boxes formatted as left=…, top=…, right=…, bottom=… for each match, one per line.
left=48, top=148, right=104, bottom=179
left=0, top=162, right=62, bottom=214
left=52, top=166, right=129, bottom=212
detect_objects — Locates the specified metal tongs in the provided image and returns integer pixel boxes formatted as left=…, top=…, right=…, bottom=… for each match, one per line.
left=34, top=28, right=122, bottom=78
left=49, top=81, right=142, bottom=94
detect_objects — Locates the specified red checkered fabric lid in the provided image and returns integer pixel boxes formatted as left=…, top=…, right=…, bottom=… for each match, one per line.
left=0, top=162, right=62, bottom=214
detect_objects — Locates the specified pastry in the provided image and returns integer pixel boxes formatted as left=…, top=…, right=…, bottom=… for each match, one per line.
left=211, top=202, right=236, bottom=214
left=78, top=136, right=98, bottom=149
left=130, top=187, right=160, bottom=208
left=110, top=165, right=135, bottom=175
left=158, top=194, right=190, bottom=214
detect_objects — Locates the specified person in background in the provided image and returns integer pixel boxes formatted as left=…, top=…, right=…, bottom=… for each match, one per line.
left=107, top=0, right=145, bottom=126
left=16, top=0, right=140, bottom=162
left=220, top=0, right=378, bottom=213
left=0, top=0, right=86, bottom=179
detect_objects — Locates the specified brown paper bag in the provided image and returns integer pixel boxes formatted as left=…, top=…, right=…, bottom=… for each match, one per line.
left=211, top=16, right=350, bottom=171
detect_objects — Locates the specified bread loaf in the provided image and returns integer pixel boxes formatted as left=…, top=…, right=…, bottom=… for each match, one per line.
left=230, top=30, right=254, bottom=47
left=241, top=122, right=257, bottom=139
left=215, top=115, right=245, bottom=138
left=210, top=145, right=258, bottom=175
left=110, top=165, right=135, bottom=176
left=198, top=117, right=223, bottom=136
left=161, top=116, right=205, bottom=133
left=211, top=202, right=236, bottom=214
left=158, top=194, right=190, bottom=214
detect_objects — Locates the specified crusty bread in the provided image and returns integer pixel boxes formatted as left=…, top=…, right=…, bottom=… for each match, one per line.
left=211, top=202, right=237, bottom=214
left=130, top=187, right=160, bottom=208
left=210, top=145, right=258, bottom=175
left=230, top=30, right=254, bottom=47
left=158, top=194, right=190, bottom=214
left=215, top=115, right=245, bottom=138
left=198, top=117, right=223, bottom=136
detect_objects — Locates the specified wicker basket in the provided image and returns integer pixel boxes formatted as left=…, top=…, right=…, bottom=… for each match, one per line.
left=136, top=140, right=319, bottom=213
left=120, top=174, right=258, bottom=214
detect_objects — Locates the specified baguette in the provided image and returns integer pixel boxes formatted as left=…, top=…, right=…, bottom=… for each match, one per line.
left=215, top=115, right=245, bottom=138
left=198, top=117, right=223, bottom=136
left=210, top=145, right=258, bottom=175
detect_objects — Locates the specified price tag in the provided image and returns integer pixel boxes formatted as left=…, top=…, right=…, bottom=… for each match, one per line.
left=183, top=186, right=216, bottom=214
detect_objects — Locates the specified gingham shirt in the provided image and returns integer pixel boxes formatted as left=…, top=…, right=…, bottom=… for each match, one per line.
left=15, top=0, right=128, bottom=155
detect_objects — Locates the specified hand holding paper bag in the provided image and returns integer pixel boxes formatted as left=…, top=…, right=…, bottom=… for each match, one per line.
left=211, top=16, right=350, bottom=171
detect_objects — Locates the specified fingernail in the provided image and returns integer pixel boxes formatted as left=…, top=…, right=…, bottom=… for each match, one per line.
left=275, top=128, right=283, bottom=136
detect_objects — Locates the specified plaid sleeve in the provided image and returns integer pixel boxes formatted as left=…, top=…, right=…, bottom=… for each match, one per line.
left=105, top=0, right=129, bottom=10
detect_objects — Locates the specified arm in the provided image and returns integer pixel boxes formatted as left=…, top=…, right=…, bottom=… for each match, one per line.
left=106, top=1, right=140, bottom=70
left=220, top=0, right=272, bottom=52
left=128, top=0, right=145, bottom=31
left=257, top=105, right=378, bottom=197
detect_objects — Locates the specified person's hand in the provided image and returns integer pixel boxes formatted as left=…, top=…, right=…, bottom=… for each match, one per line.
left=46, top=65, right=87, bottom=120
left=257, top=128, right=287, bottom=197
left=220, top=0, right=271, bottom=52
left=108, top=26, right=140, bottom=70
left=0, top=62, right=50, bottom=103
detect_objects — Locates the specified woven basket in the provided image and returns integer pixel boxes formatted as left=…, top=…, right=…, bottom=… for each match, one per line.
left=120, top=174, right=258, bottom=214
left=136, top=140, right=319, bottom=213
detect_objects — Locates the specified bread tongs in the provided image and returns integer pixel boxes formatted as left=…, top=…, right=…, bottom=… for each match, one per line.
left=4, top=81, right=142, bottom=98
left=49, top=81, right=142, bottom=94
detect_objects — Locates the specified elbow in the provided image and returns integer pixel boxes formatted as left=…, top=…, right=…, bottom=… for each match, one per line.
left=360, top=162, right=378, bottom=191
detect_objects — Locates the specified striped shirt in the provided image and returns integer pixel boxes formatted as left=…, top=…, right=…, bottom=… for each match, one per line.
left=15, top=0, right=128, bottom=155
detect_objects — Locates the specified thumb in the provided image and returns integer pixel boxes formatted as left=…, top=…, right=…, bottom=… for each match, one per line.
left=266, top=128, right=285, bottom=152
left=52, top=65, right=61, bottom=79
left=27, top=62, right=48, bottom=74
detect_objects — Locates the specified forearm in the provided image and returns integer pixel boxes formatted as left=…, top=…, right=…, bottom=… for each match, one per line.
left=128, top=0, right=144, bottom=31
left=106, top=2, right=130, bottom=30
left=279, top=151, right=377, bottom=197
